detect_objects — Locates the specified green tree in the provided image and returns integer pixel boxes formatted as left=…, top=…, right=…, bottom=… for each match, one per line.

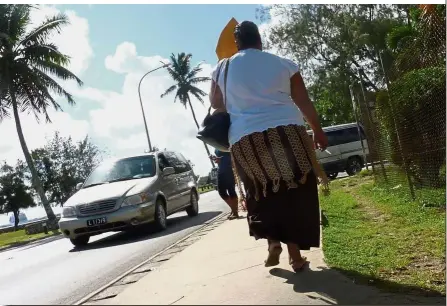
left=0, top=5, right=83, bottom=223
left=386, top=4, right=446, bottom=77
left=160, top=53, right=215, bottom=168
left=260, top=5, right=407, bottom=89
left=259, top=4, right=412, bottom=125
left=308, top=67, right=355, bottom=126
left=31, top=132, right=104, bottom=206
left=0, top=161, right=36, bottom=230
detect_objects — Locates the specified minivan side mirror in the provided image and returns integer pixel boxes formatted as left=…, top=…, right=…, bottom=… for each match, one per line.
left=162, top=167, right=175, bottom=176
left=75, top=183, right=83, bottom=190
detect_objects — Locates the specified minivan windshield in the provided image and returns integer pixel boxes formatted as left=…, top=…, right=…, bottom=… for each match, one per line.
left=83, top=155, right=156, bottom=188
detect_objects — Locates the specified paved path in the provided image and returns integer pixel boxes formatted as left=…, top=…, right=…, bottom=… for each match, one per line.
left=0, top=192, right=228, bottom=305
left=109, top=217, right=445, bottom=305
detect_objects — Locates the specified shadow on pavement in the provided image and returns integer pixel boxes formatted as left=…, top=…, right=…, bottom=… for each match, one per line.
left=69, top=210, right=222, bottom=252
left=269, top=266, right=446, bottom=305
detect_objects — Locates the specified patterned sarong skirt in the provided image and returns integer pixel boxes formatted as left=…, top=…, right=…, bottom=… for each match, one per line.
left=230, top=124, right=329, bottom=250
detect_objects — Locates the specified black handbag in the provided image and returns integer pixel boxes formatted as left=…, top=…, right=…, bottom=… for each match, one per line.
left=196, top=59, right=231, bottom=152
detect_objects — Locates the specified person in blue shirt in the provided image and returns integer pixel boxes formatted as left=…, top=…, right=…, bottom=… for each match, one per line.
left=211, top=149, right=239, bottom=219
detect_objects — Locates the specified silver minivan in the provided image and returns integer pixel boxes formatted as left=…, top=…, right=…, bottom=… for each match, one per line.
left=59, top=151, right=199, bottom=247
left=308, top=123, right=369, bottom=179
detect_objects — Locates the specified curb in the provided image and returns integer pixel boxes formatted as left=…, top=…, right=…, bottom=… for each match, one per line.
left=75, top=211, right=230, bottom=305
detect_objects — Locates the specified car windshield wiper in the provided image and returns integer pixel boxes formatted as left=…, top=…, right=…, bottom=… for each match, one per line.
left=82, top=182, right=106, bottom=188
left=107, top=177, right=135, bottom=183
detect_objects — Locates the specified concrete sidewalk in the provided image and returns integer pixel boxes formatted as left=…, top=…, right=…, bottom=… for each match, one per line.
left=108, top=217, right=445, bottom=305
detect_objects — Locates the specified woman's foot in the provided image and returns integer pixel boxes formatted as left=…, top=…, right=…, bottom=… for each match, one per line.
left=289, top=256, right=308, bottom=272
left=227, top=212, right=239, bottom=220
left=265, top=240, right=282, bottom=267
left=287, top=243, right=308, bottom=272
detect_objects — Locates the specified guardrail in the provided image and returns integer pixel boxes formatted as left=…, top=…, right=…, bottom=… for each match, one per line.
left=198, top=184, right=216, bottom=193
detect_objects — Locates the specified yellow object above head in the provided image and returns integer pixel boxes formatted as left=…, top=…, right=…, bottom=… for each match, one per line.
left=215, top=18, right=239, bottom=61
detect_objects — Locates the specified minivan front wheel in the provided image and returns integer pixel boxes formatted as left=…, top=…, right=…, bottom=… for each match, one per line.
left=186, top=190, right=199, bottom=217
left=346, top=157, right=363, bottom=176
left=70, top=235, right=90, bottom=247
left=154, top=198, right=167, bottom=231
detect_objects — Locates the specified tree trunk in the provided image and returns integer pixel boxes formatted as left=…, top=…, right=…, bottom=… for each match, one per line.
left=10, top=89, right=57, bottom=223
left=13, top=210, right=19, bottom=231
left=187, top=96, right=216, bottom=169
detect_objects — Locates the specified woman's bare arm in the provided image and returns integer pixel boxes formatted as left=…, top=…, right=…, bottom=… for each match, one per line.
left=290, top=72, right=322, bottom=132
left=290, top=72, right=328, bottom=150
left=209, top=80, right=225, bottom=109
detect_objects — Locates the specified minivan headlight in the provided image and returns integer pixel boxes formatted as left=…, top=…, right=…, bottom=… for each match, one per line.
left=122, top=192, right=152, bottom=207
left=62, top=206, right=77, bottom=218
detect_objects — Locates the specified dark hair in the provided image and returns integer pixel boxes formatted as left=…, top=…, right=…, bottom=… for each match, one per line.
left=234, top=21, right=262, bottom=50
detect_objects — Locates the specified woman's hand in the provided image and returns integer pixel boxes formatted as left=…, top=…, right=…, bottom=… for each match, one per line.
left=209, top=155, right=220, bottom=163
left=313, top=128, right=328, bottom=151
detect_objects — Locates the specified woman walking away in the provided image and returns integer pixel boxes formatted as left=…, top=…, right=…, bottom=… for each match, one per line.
left=211, top=149, right=239, bottom=220
left=209, top=21, right=329, bottom=273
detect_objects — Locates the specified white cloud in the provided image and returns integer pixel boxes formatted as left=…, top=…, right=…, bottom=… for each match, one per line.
left=0, top=110, right=90, bottom=165
left=105, top=42, right=167, bottom=74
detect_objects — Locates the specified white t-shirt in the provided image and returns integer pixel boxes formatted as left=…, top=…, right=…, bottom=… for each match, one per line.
left=211, top=49, right=305, bottom=145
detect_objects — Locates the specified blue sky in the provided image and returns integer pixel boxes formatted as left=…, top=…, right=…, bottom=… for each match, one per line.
left=0, top=4, right=275, bottom=178
left=59, top=4, right=260, bottom=92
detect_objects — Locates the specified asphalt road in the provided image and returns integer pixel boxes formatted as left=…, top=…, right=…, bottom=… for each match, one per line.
left=0, top=191, right=229, bottom=305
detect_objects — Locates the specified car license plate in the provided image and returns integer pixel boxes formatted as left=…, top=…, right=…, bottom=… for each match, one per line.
left=87, top=217, right=107, bottom=227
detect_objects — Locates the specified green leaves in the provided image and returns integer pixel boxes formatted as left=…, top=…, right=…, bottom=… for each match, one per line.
left=0, top=160, right=36, bottom=227
left=18, top=12, right=69, bottom=49
left=161, top=52, right=210, bottom=108
left=31, top=132, right=105, bottom=206
left=0, top=4, right=82, bottom=120
left=262, top=4, right=446, bottom=129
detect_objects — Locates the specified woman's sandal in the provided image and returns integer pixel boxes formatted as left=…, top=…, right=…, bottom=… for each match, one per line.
left=228, top=213, right=239, bottom=220
left=264, top=244, right=282, bottom=267
left=289, top=256, right=308, bottom=272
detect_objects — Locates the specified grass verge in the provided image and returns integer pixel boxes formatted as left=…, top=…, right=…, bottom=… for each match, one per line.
left=320, top=173, right=445, bottom=296
left=0, top=229, right=61, bottom=249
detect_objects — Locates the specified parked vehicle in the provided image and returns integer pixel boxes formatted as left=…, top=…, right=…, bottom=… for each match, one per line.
left=308, top=123, right=369, bottom=179
left=59, top=151, right=199, bottom=247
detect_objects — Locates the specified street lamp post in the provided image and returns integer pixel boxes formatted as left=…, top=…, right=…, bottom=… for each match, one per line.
left=138, top=62, right=171, bottom=152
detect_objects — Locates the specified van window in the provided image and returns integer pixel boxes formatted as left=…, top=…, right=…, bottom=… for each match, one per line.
left=339, top=127, right=361, bottom=144
left=174, top=152, right=192, bottom=173
left=326, top=130, right=341, bottom=147
left=162, top=151, right=190, bottom=173
left=158, top=154, right=169, bottom=171
left=326, top=127, right=365, bottom=146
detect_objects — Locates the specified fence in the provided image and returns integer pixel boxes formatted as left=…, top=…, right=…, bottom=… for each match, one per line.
left=351, top=6, right=446, bottom=206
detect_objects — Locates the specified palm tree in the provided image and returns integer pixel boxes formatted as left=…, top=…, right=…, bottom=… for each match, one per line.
left=161, top=53, right=215, bottom=168
left=0, top=5, right=83, bottom=224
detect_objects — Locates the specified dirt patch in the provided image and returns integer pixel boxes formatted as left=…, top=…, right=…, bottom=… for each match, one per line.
left=409, top=256, right=446, bottom=284
left=381, top=256, right=446, bottom=295
left=352, top=194, right=390, bottom=223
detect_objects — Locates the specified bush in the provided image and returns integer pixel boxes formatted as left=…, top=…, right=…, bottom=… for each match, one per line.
left=375, top=66, right=446, bottom=188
